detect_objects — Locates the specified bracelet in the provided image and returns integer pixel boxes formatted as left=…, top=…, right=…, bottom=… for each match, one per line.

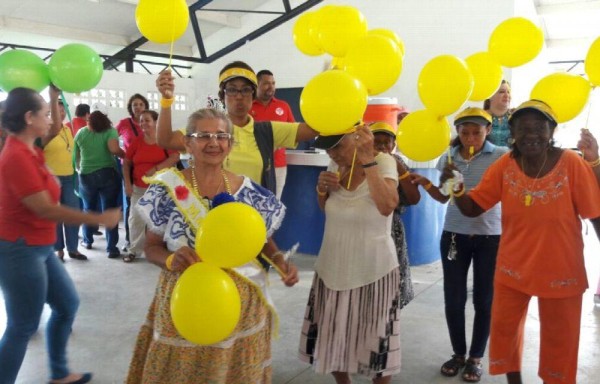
left=398, top=171, right=410, bottom=180
left=160, top=97, right=174, bottom=108
left=165, top=253, right=175, bottom=270
left=315, top=184, right=328, bottom=197
left=424, top=182, right=433, bottom=191
left=587, top=157, right=600, bottom=167
left=453, top=187, right=466, bottom=198
left=361, top=161, right=378, bottom=169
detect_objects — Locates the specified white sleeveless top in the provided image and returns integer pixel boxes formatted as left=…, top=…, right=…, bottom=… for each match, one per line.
left=314, top=152, right=399, bottom=290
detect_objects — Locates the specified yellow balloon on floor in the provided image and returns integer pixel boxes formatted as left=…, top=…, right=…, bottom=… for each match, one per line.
left=136, top=0, right=189, bottom=44
left=465, top=52, right=503, bottom=101
left=488, top=17, right=543, bottom=68
left=344, top=34, right=403, bottom=95
left=368, top=28, right=405, bottom=57
left=396, top=110, right=451, bottom=162
left=316, top=5, right=368, bottom=58
left=418, top=55, right=473, bottom=116
left=293, top=11, right=323, bottom=56
left=300, top=70, right=368, bottom=135
left=530, top=72, right=592, bottom=123
left=171, top=263, right=241, bottom=345
left=585, top=37, right=600, bottom=86
left=196, top=202, right=267, bottom=268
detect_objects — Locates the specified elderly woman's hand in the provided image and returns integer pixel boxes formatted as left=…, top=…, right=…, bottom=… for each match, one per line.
left=578, top=128, right=599, bottom=162
left=156, top=69, right=175, bottom=99
left=281, top=263, right=299, bottom=287
left=318, top=170, right=341, bottom=193
left=353, top=125, right=377, bottom=164
left=170, top=246, right=201, bottom=272
left=440, top=163, right=459, bottom=184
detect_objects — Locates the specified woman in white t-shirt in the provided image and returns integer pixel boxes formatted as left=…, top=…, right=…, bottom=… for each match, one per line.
left=299, top=125, right=401, bottom=384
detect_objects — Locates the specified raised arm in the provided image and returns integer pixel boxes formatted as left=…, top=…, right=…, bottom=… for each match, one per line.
left=41, top=85, right=63, bottom=147
left=296, top=122, right=319, bottom=142
left=578, top=128, right=600, bottom=186
left=156, top=70, right=186, bottom=151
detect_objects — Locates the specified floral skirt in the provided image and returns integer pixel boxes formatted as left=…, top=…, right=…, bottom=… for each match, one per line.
left=126, top=270, right=273, bottom=384
left=298, top=268, right=402, bottom=379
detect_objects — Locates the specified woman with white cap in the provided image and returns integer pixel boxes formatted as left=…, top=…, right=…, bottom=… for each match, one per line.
left=444, top=100, right=600, bottom=384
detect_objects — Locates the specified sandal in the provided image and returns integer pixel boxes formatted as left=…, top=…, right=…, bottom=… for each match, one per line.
left=123, top=253, right=136, bottom=263
left=462, top=358, right=483, bottom=382
left=440, top=354, right=465, bottom=377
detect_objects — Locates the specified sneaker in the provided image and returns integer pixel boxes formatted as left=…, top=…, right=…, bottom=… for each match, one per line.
left=108, top=252, right=121, bottom=259
left=80, top=241, right=92, bottom=250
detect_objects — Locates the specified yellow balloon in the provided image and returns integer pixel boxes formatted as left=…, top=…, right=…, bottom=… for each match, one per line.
left=396, top=110, right=451, bottom=162
left=135, top=0, right=189, bottom=44
left=316, top=5, right=368, bottom=58
left=171, top=263, right=241, bottom=345
left=196, top=203, right=267, bottom=268
left=585, top=37, right=600, bottom=86
left=368, top=28, right=405, bottom=57
left=488, top=17, right=543, bottom=68
left=300, top=70, right=368, bottom=135
left=418, top=55, right=473, bottom=116
left=345, top=34, right=403, bottom=95
left=329, top=56, right=346, bottom=70
left=530, top=72, right=592, bottom=123
left=293, top=11, right=323, bottom=56
left=465, top=52, right=504, bottom=101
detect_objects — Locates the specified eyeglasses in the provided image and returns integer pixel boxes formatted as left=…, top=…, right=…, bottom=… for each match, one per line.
left=224, top=87, right=254, bottom=97
left=187, top=132, right=232, bottom=142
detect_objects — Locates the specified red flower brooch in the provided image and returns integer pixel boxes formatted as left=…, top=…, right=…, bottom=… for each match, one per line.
left=175, top=185, right=189, bottom=200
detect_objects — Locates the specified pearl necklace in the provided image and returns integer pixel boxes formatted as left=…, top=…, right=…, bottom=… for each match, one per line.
left=190, top=165, right=231, bottom=199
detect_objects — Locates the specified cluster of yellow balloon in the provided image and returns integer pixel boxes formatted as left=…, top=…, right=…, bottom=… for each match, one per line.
left=396, top=17, right=545, bottom=162
left=170, top=202, right=267, bottom=345
left=294, top=5, right=404, bottom=135
left=135, top=0, right=189, bottom=44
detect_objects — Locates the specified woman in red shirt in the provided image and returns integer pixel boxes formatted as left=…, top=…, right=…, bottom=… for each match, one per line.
left=0, top=87, right=120, bottom=384
left=122, top=110, right=180, bottom=262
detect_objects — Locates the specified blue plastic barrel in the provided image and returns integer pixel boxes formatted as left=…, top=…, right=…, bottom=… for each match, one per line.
left=401, top=168, right=447, bottom=265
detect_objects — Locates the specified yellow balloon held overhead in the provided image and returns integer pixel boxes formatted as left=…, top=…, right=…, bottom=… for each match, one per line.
left=465, top=52, right=503, bottom=101
left=530, top=72, right=592, bottom=123
left=397, top=109, right=451, bottom=162
left=136, top=0, right=189, bottom=44
left=171, top=263, right=241, bottom=345
left=315, top=5, right=368, bottom=58
left=418, top=55, right=474, bottom=116
left=344, top=34, right=403, bottom=95
left=488, top=17, right=544, bottom=68
left=585, top=37, right=600, bottom=86
left=300, top=70, right=368, bottom=135
left=293, top=11, right=323, bottom=56
left=196, top=202, right=267, bottom=269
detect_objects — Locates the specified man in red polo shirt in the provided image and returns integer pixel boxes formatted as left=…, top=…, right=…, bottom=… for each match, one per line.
left=250, top=69, right=295, bottom=199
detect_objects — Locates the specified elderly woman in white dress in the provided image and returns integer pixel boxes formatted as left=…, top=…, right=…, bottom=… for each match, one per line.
left=299, top=125, right=401, bottom=384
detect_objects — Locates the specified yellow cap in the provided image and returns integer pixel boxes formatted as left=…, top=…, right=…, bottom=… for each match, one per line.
left=218, top=67, right=258, bottom=87
left=369, top=121, right=396, bottom=137
left=509, top=99, right=558, bottom=127
left=454, top=107, right=492, bottom=126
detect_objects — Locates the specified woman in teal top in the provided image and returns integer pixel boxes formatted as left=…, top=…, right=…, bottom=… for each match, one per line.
left=73, top=111, right=125, bottom=258
left=484, top=80, right=512, bottom=147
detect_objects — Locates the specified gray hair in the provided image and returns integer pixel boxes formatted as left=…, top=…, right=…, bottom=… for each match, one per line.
left=185, top=108, right=233, bottom=136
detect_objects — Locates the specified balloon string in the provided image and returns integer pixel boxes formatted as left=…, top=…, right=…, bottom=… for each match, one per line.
left=168, top=4, right=177, bottom=69
left=585, top=86, right=596, bottom=128
left=60, top=91, right=74, bottom=131
left=347, top=148, right=357, bottom=189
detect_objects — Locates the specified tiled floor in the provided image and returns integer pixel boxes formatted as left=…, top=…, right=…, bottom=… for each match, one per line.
left=1, top=225, right=599, bottom=383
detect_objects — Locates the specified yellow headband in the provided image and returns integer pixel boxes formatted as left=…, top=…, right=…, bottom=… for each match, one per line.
left=218, top=68, right=258, bottom=87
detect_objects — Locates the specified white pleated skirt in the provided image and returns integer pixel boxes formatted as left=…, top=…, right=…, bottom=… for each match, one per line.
left=298, top=268, right=402, bottom=379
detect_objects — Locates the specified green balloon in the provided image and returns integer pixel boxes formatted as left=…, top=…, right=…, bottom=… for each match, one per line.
left=49, top=44, right=103, bottom=93
left=0, top=50, right=50, bottom=92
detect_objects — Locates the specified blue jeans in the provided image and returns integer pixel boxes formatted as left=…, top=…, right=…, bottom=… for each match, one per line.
left=79, top=167, right=121, bottom=254
left=440, top=231, right=499, bottom=358
left=0, top=238, right=80, bottom=383
left=55, top=175, right=81, bottom=253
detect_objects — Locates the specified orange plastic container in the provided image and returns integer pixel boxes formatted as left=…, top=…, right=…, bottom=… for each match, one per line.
left=363, top=97, right=401, bottom=130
